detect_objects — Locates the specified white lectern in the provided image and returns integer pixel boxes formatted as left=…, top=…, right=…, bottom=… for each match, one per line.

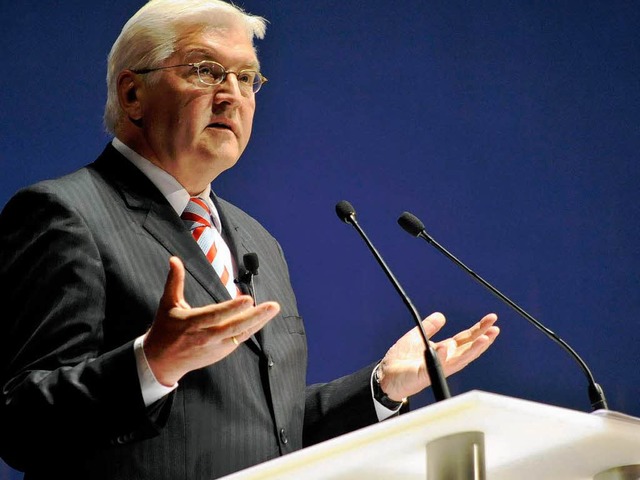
left=220, top=390, right=640, bottom=480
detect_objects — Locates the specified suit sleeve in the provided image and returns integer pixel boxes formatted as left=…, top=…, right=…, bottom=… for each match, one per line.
left=303, top=362, right=380, bottom=447
left=0, top=186, right=170, bottom=471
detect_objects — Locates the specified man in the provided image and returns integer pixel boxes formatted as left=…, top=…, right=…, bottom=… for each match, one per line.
left=0, top=1, right=499, bottom=479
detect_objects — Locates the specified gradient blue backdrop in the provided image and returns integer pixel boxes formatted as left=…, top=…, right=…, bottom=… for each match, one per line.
left=1, top=1, right=638, bottom=478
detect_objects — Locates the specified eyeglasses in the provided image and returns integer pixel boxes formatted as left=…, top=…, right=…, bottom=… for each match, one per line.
left=132, top=60, right=268, bottom=93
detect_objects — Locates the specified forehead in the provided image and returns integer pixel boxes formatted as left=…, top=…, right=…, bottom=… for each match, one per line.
left=173, top=25, right=259, bottom=67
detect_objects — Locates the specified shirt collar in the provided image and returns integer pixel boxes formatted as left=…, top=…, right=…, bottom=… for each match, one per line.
left=111, top=137, right=222, bottom=232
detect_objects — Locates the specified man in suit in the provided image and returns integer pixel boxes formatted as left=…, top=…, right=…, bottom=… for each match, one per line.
left=0, top=1, right=500, bottom=478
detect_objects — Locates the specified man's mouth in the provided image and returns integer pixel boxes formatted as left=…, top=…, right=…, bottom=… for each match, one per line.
left=208, top=122, right=233, bottom=131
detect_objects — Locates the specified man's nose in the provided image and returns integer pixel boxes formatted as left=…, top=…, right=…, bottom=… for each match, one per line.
left=213, top=73, right=244, bottom=105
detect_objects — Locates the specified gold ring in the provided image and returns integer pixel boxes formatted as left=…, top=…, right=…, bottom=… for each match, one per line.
left=231, top=336, right=239, bottom=346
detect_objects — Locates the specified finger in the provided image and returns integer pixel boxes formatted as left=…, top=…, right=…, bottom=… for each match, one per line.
left=231, top=315, right=275, bottom=344
left=464, top=333, right=497, bottom=360
left=451, top=313, right=498, bottom=345
left=443, top=328, right=499, bottom=364
left=185, top=295, right=256, bottom=328
left=161, top=256, right=190, bottom=310
left=479, top=313, right=498, bottom=328
left=221, top=301, right=280, bottom=339
left=484, top=325, right=500, bottom=342
left=421, top=312, right=446, bottom=338
left=435, top=336, right=481, bottom=372
left=435, top=338, right=458, bottom=360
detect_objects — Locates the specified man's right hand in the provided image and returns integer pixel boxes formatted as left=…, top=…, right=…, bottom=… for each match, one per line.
left=143, top=256, right=280, bottom=386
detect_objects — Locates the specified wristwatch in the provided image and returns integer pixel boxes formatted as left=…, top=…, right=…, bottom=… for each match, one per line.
left=373, top=364, right=405, bottom=410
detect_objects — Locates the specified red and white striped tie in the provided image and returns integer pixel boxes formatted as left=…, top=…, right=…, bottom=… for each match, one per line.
left=181, top=197, right=240, bottom=299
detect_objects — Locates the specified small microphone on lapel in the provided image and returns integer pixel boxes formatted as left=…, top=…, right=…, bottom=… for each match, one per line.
left=243, top=253, right=259, bottom=277
left=237, top=253, right=259, bottom=304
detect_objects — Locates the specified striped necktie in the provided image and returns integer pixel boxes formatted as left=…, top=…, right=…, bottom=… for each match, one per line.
left=181, top=197, right=240, bottom=299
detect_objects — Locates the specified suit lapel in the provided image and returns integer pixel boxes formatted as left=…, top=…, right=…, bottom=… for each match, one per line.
left=92, top=145, right=232, bottom=304
left=93, top=144, right=266, bottom=354
left=212, top=193, right=267, bottom=352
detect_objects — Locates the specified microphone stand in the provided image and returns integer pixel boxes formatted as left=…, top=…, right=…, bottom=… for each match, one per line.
left=337, top=202, right=451, bottom=402
left=398, top=211, right=608, bottom=411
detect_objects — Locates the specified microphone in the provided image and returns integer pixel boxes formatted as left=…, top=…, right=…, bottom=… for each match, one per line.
left=335, top=200, right=451, bottom=402
left=398, top=211, right=608, bottom=411
left=243, top=252, right=259, bottom=278
left=244, top=253, right=259, bottom=303
left=238, top=253, right=259, bottom=304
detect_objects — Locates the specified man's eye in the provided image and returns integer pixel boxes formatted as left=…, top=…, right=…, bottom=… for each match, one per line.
left=199, top=67, right=214, bottom=76
left=237, top=72, right=256, bottom=85
left=196, top=63, right=224, bottom=81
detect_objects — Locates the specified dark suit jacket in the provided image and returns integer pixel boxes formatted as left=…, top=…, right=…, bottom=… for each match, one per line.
left=0, top=145, right=378, bottom=479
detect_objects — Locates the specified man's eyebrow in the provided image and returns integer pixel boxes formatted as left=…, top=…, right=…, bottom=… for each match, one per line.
left=183, top=48, right=260, bottom=69
left=183, top=48, right=216, bottom=60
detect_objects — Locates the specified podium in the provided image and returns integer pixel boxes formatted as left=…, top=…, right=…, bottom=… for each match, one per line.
left=220, top=390, right=640, bottom=480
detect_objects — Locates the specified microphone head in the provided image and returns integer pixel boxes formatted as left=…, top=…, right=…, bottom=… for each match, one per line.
left=243, top=253, right=259, bottom=275
left=335, top=200, right=356, bottom=224
left=398, top=212, right=426, bottom=237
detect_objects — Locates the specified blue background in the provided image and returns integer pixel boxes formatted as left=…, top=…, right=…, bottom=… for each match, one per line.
left=1, top=1, right=638, bottom=477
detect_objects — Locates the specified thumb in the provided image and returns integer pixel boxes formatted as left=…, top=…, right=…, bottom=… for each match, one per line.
left=421, top=312, right=446, bottom=338
left=161, top=256, right=190, bottom=309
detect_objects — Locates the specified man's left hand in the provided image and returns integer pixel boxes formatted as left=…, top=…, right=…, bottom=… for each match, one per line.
left=377, top=312, right=500, bottom=402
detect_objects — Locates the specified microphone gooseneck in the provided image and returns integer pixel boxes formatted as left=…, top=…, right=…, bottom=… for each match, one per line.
left=335, top=201, right=451, bottom=402
left=398, top=211, right=608, bottom=411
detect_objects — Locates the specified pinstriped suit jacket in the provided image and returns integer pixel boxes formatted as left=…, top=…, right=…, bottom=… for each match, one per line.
left=0, top=144, right=378, bottom=479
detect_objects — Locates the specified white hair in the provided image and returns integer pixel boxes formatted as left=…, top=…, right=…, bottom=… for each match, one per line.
left=103, top=0, right=267, bottom=134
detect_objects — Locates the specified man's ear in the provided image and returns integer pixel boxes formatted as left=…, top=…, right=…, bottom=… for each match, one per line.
left=117, top=70, right=144, bottom=126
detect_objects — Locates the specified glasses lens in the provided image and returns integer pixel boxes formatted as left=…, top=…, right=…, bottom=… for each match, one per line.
left=253, top=75, right=265, bottom=93
left=197, top=61, right=225, bottom=85
left=237, top=71, right=256, bottom=89
left=196, top=61, right=266, bottom=93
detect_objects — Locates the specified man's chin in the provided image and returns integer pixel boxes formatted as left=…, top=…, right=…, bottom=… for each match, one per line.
left=196, top=149, right=240, bottom=175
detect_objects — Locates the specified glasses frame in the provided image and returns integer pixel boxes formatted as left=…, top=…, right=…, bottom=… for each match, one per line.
left=132, top=60, right=268, bottom=93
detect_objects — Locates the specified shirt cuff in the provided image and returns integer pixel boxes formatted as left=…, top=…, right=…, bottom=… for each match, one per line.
left=134, top=334, right=178, bottom=407
left=371, top=365, right=403, bottom=421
